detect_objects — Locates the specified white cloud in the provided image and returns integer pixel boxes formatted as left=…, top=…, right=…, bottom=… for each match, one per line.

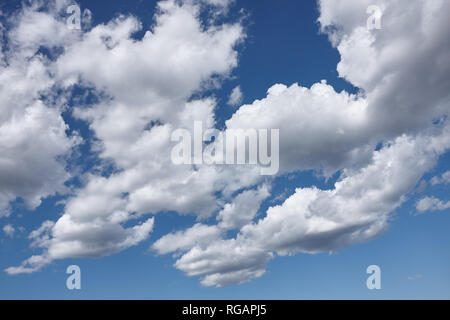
left=0, top=4, right=81, bottom=216
left=3, top=224, right=15, bottom=238
left=5, top=254, right=52, bottom=275
left=430, top=171, right=450, bottom=185
left=0, top=100, right=78, bottom=214
left=416, top=196, right=450, bottom=213
left=318, top=0, right=450, bottom=135
left=225, top=81, right=371, bottom=176
left=153, top=224, right=222, bottom=255
left=29, top=220, right=55, bottom=248
left=174, top=239, right=273, bottom=287
left=225, top=0, right=450, bottom=177
left=9, top=3, right=78, bottom=59
left=164, top=0, right=450, bottom=285
left=228, top=85, right=243, bottom=107
left=153, top=185, right=270, bottom=256
left=218, top=185, right=270, bottom=230
left=6, top=0, right=249, bottom=273
left=3, top=0, right=450, bottom=287
left=5, top=217, right=154, bottom=275
left=172, top=127, right=450, bottom=286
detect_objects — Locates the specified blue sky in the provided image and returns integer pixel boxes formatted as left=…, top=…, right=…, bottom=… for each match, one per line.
left=0, top=0, right=449, bottom=299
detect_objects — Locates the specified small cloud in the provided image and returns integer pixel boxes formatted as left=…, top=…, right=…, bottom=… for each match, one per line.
left=430, top=171, right=450, bottom=186
left=407, top=274, right=423, bottom=281
left=228, top=85, right=243, bottom=107
left=3, top=224, right=15, bottom=238
left=416, top=196, right=450, bottom=213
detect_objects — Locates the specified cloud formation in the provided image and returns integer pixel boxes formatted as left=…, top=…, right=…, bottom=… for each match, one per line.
left=172, top=127, right=450, bottom=286
left=5, top=0, right=249, bottom=274
left=416, top=196, right=450, bottom=213
left=2, top=0, right=449, bottom=287
left=0, top=7, right=80, bottom=216
left=228, top=85, right=243, bottom=107
left=430, top=171, right=450, bottom=186
left=3, top=224, right=14, bottom=238
left=166, top=0, right=450, bottom=285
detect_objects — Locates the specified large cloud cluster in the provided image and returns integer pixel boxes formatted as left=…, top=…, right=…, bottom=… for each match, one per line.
left=2, top=0, right=450, bottom=286
left=0, top=1, right=80, bottom=217
left=4, top=0, right=250, bottom=274
left=161, top=0, right=450, bottom=286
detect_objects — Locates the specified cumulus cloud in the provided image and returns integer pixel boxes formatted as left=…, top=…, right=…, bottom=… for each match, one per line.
left=3, top=224, right=15, bottom=238
left=0, top=2, right=80, bottom=217
left=225, top=0, right=450, bottom=177
left=175, top=238, right=273, bottom=287
left=5, top=217, right=154, bottom=275
left=228, top=85, right=243, bottom=107
left=159, top=0, right=450, bottom=285
left=5, top=0, right=249, bottom=273
left=430, top=171, right=450, bottom=186
left=318, top=0, right=450, bottom=135
left=416, top=196, right=450, bottom=213
left=153, top=185, right=270, bottom=256
left=3, top=0, right=450, bottom=287
left=225, top=81, right=371, bottom=175
left=171, top=127, right=450, bottom=286
left=217, top=185, right=270, bottom=230
left=153, top=223, right=223, bottom=255
left=5, top=254, right=52, bottom=275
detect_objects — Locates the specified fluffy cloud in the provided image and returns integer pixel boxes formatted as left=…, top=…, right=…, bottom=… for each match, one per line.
left=8, top=0, right=78, bottom=59
left=228, top=85, right=243, bottom=107
left=226, top=0, right=450, bottom=176
left=319, top=0, right=450, bottom=134
left=430, top=171, right=450, bottom=185
left=172, top=126, right=450, bottom=286
left=226, top=81, right=371, bottom=175
left=6, top=0, right=249, bottom=273
left=153, top=185, right=270, bottom=256
left=3, top=0, right=450, bottom=287
left=0, top=2, right=80, bottom=216
left=175, top=238, right=273, bottom=287
left=159, top=0, right=450, bottom=285
left=153, top=223, right=222, bottom=255
left=217, top=185, right=270, bottom=230
left=3, top=224, right=15, bottom=238
left=416, top=196, right=450, bottom=213
left=5, top=217, right=154, bottom=274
